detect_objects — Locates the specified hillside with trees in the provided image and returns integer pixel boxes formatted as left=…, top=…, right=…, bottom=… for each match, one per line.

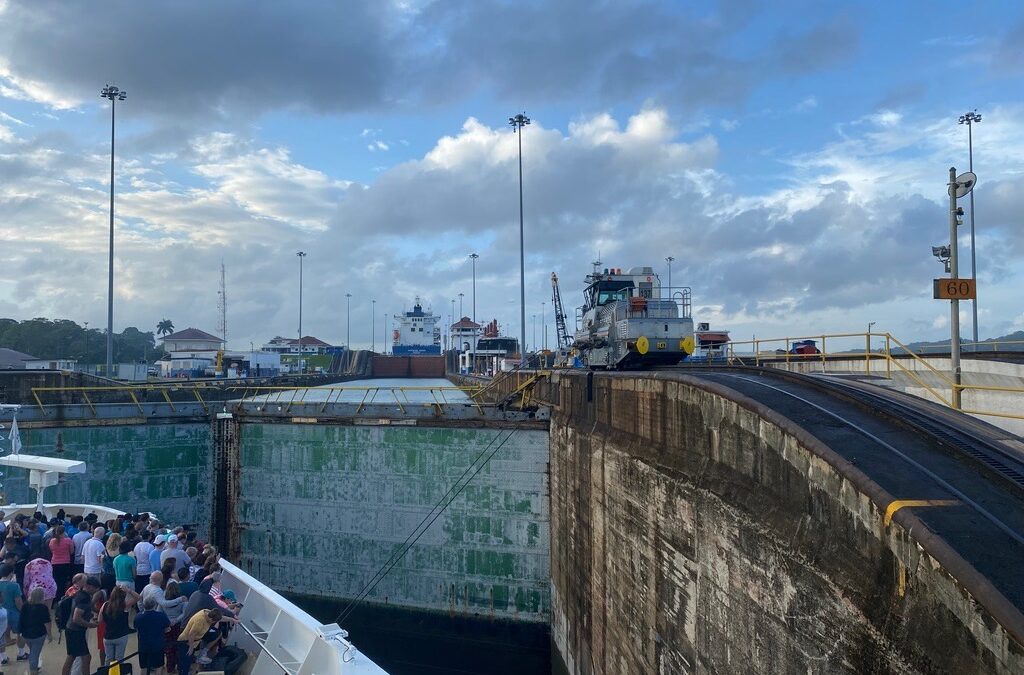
left=0, top=318, right=162, bottom=363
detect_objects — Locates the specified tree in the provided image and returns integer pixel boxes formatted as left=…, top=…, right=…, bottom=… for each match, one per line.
left=157, top=319, right=174, bottom=336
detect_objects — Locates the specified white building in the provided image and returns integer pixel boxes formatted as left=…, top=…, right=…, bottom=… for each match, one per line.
left=23, top=358, right=78, bottom=371
left=450, top=317, right=480, bottom=353
left=159, top=328, right=224, bottom=352
left=261, top=336, right=335, bottom=355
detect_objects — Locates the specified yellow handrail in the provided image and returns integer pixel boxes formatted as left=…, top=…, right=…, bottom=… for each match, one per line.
left=723, top=331, right=1024, bottom=420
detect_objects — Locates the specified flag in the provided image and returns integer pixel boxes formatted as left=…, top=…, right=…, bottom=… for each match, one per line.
left=9, top=417, right=20, bottom=455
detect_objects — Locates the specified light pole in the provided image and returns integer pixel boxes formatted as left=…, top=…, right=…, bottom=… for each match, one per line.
left=509, top=112, right=530, bottom=364
left=458, top=293, right=464, bottom=319
left=296, top=252, right=306, bottom=373
left=371, top=300, right=376, bottom=352
left=345, top=293, right=352, bottom=350
left=541, top=301, right=546, bottom=351
left=101, top=85, right=126, bottom=376
left=958, top=110, right=982, bottom=346
left=948, top=167, right=962, bottom=409
left=383, top=314, right=388, bottom=355
left=469, top=253, right=479, bottom=323
left=665, top=256, right=675, bottom=294
left=84, top=321, right=89, bottom=363
left=450, top=298, right=456, bottom=349
left=532, top=313, right=536, bottom=354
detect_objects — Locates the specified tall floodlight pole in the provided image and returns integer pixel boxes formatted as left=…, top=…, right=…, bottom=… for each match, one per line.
left=665, top=256, right=675, bottom=294
left=296, top=252, right=306, bottom=372
left=532, top=313, right=536, bottom=353
left=383, top=314, right=388, bottom=356
left=958, top=110, right=982, bottom=347
left=469, top=253, right=479, bottom=323
left=458, top=293, right=464, bottom=319
left=100, top=85, right=126, bottom=376
left=371, top=300, right=376, bottom=352
left=345, top=293, right=352, bottom=350
left=948, top=167, right=962, bottom=409
left=541, top=301, right=546, bottom=351
left=509, top=113, right=530, bottom=361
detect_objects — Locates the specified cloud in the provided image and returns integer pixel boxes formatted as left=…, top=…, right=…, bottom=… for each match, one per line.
left=0, top=1, right=862, bottom=121
left=773, top=15, right=859, bottom=74
left=992, top=19, right=1024, bottom=75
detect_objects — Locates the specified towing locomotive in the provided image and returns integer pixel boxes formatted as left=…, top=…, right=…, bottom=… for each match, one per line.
left=572, top=265, right=695, bottom=369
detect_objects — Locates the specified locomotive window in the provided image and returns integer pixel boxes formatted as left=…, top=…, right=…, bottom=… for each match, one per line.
left=597, top=287, right=630, bottom=305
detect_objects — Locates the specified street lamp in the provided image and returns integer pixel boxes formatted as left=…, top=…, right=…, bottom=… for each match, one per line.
left=296, top=252, right=306, bottom=372
left=458, top=292, right=464, bottom=319
left=101, top=84, right=126, bottom=376
left=469, top=253, right=479, bottom=323
left=371, top=299, right=376, bottom=352
left=665, top=256, right=675, bottom=294
left=509, top=112, right=530, bottom=365
left=541, top=301, right=546, bottom=351
left=383, top=313, right=388, bottom=356
left=532, top=313, right=536, bottom=354
left=958, top=109, right=982, bottom=346
left=345, top=293, right=352, bottom=350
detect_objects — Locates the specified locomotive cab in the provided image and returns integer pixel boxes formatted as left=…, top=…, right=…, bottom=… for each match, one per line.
left=573, top=266, right=695, bottom=369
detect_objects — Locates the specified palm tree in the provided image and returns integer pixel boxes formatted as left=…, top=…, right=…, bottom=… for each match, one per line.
left=156, top=319, right=174, bottom=336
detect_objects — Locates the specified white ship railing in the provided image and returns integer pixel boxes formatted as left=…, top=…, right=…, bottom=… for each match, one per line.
left=218, top=558, right=388, bottom=675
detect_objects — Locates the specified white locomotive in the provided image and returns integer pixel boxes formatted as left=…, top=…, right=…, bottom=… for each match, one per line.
left=572, top=266, right=695, bottom=369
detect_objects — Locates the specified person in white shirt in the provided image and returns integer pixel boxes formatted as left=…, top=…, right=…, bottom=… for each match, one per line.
left=81, top=526, right=106, bottom=576
left=133, top=531, right=155, bottom=593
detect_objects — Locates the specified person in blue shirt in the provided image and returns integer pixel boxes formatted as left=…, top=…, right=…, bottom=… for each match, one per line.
left=0, top=563, right=27, bottom=663
left=136, top=596, right=171, bottom=675
left=149, top=535, right=167, bottom=576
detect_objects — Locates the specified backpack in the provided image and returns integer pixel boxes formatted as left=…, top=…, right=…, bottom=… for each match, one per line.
left=56, top=594, right=74, bottom=631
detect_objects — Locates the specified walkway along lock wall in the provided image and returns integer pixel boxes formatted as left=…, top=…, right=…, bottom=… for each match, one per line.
left=540, top=371, right=1024, bottom=674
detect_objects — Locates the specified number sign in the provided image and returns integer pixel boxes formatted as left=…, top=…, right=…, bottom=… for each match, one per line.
left=933, top=278, right=976, bottom=300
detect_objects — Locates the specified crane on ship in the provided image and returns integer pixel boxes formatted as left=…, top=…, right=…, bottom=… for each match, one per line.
left=551, top=272, right=572, bottom=349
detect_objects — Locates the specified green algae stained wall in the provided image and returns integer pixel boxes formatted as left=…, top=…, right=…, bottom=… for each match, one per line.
left=6, top=424, right=212, bottom=529
left=236, top=424, right=550, bottom=622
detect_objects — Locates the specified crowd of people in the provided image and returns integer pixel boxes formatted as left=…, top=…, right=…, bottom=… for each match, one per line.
left=0, top=510, right=242, bottom=675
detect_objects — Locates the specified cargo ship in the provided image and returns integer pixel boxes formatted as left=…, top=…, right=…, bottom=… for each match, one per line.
left=391, top=298, right=441, bottom=356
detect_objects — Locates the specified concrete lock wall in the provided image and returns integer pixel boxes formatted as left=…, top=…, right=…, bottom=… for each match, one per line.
left=234, top=423, right=551, bottom=621
left=6, top=424, right=213, bottom=528
left=546, top=372, right=1024, bottom=675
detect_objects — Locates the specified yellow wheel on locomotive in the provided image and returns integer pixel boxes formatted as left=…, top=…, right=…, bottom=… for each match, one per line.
left=636, top=336, right=649, bottom=355
left=680, top=336, right=695, bottom=355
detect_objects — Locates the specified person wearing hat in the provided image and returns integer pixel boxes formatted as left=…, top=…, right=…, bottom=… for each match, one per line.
left=149, top=535, right=167, bottom=576
left=159, top=536, right=191, bottom=574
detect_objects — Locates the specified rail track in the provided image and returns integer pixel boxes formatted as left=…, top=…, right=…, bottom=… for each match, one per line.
left=668, top=366, right=1024, bottom=611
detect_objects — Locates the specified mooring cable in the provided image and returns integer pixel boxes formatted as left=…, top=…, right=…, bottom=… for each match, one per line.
left=333, top=424, right=522, bottom=626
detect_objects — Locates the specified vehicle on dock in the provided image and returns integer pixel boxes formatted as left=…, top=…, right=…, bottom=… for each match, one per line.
left=572, top=266, right=695, bottom=369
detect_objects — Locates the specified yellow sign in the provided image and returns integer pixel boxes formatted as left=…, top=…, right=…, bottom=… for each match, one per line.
left=636, top=336, right=649, bottom=354
left=933, top=278, right=976, bottom=300
left=656, top=341, right=667, bottom=350
left=680, top=336, right=695, bottom=354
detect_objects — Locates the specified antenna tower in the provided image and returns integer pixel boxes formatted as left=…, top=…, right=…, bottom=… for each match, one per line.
left=217, top=261, right=227, bottom=347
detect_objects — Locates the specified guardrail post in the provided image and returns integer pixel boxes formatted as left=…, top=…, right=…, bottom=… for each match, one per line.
left=865, top=332, right=871, bottom=374
left=885, top=335, right=892, bottom=379
left=820, top=336, right=826, bottom=365
left=785, top=339, right=790, bottom=364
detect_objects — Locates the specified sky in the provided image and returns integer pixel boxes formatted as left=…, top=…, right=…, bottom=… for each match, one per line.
left=1, top=0, right=1023, bottom=352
